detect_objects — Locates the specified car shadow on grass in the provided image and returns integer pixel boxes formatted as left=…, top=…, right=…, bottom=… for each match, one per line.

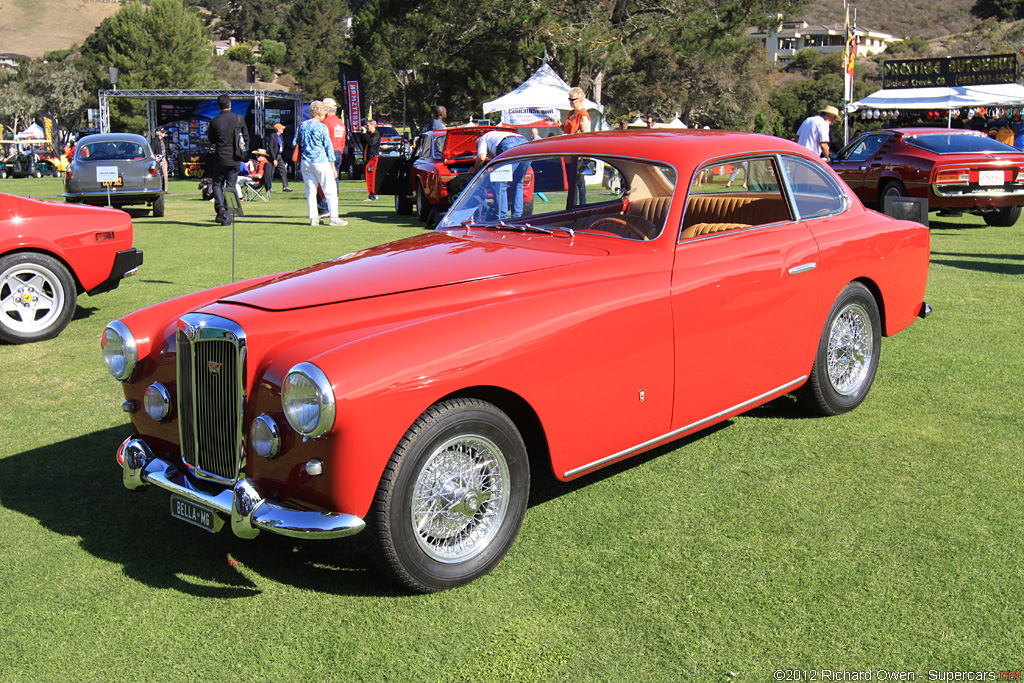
left=929, top=250, right=1024, bottom=275
left=0, top=426, right=403, bottom=598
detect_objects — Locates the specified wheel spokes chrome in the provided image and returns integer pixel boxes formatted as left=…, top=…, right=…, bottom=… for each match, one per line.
left=826, top=303, right=873, bottom=396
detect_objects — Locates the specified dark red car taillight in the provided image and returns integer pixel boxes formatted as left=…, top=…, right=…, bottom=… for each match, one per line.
left=934, top=169, right=969, bottom=184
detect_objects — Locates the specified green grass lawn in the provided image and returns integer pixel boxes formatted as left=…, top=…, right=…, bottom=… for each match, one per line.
left=1, top=176, right=1021, bottom=681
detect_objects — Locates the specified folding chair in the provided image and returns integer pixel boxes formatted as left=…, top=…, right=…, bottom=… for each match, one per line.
left=241, top=176, right=268, bottom=202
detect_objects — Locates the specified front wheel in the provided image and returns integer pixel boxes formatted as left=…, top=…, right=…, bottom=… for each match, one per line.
left=798, top=282, right=881, bottom=416
left=395, top=192, right=413, bottom=215
left=32, top=168, right=42, bottom=178
left=0, top=253, right=78, bottom=344
left=983, top=205, right=1021, bottom=227
left=416, top=184, right=429, bottom=222
left=369, top=398, right=530, bottom=593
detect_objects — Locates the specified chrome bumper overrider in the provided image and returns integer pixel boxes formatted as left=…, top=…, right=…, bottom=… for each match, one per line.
left=118, top=437, right=365, bottom=540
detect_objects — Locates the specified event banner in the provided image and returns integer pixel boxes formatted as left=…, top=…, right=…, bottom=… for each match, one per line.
left=501, top=107, right=561, bottom=127
left=882, top=54, right=1017, bottom=89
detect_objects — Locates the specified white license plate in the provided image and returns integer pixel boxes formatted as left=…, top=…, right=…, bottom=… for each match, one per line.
left=978, top=170, right=1004, bottom=186
left=170, top=495, right=221, bottom=533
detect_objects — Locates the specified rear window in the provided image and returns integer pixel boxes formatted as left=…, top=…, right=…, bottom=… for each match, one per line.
left=905, top=133, right=1018, bottom=155
left=78, top=141, right=147, bottom=161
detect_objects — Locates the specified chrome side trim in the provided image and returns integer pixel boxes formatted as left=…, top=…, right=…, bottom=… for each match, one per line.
left=788, top=262, right=817, bottom=275
left=563, top=377, right=807, bottom=478
left=117, top=436, right=365, bottom=540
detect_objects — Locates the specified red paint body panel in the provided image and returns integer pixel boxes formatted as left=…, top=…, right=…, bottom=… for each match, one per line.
left=112, top=130, right=931, bottom=523
left=0, top=192, right=135, bottom=291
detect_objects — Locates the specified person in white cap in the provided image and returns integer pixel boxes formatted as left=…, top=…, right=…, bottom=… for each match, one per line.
left=797, top=105, right=840, bottom=158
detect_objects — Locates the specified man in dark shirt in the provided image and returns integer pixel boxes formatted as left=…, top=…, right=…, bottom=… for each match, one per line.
left=207, top=94, right=250, bottom=225
left=266, top=122, right=292, bottom=192
left=150, top=128, right=168, bottom=191
left=363, top=120, right=381, bottom=201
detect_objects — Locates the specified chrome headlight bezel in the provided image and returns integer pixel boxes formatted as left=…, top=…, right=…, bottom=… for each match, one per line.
left=101, top=320, right=138, bottom=381
left=281, top=362, right=336, bottom=439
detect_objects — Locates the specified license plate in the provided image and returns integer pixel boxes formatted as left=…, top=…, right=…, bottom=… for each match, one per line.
left=978, top=170, right=1004, bottom=186
left=170, top=495, right=221, bottom=533
left=102, top=177, right=124, bottom=187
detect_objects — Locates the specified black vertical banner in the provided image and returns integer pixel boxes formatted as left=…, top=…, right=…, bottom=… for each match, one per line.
left=340, top=65, right=363, bottom=133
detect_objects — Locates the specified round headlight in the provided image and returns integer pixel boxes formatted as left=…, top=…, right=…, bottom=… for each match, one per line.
left=250, top=414, right=281, bottom=459
left=143, top=383, right=171, bottom=422
left=281, top=362, right=335, bottom=439
left=102, top=321, right=138, bottom=381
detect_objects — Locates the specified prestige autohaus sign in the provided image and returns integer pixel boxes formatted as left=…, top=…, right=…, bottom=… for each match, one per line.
left=882, top=54, right=1017, bottom=89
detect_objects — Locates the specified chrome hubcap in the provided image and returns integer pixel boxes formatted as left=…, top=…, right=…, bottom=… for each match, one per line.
left=411, top=434, right=509, bottom=563
left=0, top=264, right=64, bottom=333
left=826, top=302, right=873, bottom=396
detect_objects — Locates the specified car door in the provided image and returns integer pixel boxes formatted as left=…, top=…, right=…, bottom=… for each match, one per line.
left=830, top=132, right=891, bottom=201
left=669, top=155, right=821, bottom=431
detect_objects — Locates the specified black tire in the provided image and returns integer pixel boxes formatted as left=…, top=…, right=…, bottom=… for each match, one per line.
left=32, top=168, right=42, bottom=178
left=881, top=180, right=907, bottom=201
left=394, top=192, right=413, bottom=215
left=798, top=282, right=881, bottom=416
left=348, top=160, right=363, bottom=181
left=0, top=169, right=7, bottom=179
left=416, top=184, right=429, bottom=222
left=983, top=205, right=1021, bottom=227
left=152, top=193, right=166, bottom=218
left=0, top=252, right=78, bottom=344
left=369, top=398, right=530, bottom=593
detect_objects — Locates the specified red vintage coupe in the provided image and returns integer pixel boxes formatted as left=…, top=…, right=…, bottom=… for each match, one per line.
left=830, top=127, right=1024, bottom=226
left=104, top=130, right=930, bottom=592
left=1, top=192, right=142, bottom=343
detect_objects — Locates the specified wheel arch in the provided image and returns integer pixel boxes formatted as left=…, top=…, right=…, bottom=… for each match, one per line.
left=1, top=247, right=84, bottom=294
left=850, top=275, right=888, bottom=336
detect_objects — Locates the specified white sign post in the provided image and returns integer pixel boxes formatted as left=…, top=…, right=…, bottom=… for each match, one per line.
left=96, top=166, right=119, bottom=207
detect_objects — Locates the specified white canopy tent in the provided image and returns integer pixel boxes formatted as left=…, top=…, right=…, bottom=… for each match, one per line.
left=850, top=83, right=1024, bottom=111
left=483, top=63, right=604, bottom=130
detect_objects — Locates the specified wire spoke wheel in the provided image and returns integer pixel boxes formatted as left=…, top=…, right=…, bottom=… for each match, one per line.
left=826, top=302, right=873, bottom=396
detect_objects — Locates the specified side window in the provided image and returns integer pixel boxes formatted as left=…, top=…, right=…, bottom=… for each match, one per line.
left=781, top=155, right=847, bottom=219
left=680, top=157, right=792, bottom=240
left=574, top=157, right=616, bottom=208
left=837, top=134, right=887, bottom=162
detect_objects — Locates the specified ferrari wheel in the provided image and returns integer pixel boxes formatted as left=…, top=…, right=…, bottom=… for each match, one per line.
left=798, top=282, right=881, bottom=416
left=369, top=398, right=530, bottom=593
left=983, top=205, right=1021, bottom=227
left=0, top=253, right=78, bottom=344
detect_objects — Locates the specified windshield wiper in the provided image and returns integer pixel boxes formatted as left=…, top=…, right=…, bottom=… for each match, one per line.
left=460, top=220, right=574, bottom=238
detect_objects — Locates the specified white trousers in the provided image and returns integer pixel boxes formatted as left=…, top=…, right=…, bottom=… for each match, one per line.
left=300, top=160, right=338, bottom=220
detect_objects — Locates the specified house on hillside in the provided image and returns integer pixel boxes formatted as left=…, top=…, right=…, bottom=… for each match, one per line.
left=0, top=53, right=29, bottom=71
left=750, top=20, right=898, bottom=65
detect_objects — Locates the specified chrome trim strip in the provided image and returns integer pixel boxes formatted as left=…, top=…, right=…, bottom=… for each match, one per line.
left=563, top=376, right=807, bottom=478
left=118, top=436, right=365, bottom=540
left=788, top=262, right=817, bottom=275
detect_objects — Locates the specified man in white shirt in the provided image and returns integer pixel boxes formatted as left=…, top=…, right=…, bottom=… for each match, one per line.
left=471, top=130, right=529, bottom=219
left=797, top=105, right=840, bottom=158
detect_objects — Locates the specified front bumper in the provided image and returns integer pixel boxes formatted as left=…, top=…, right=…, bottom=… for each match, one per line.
left=118, top=437, right=365, bottom=540
left=88, top=248, right=144, bottom=296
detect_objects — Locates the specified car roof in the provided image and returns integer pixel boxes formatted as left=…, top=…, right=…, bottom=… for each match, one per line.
left=76, top=132, right=150, bottom=144
left=498, top=129, right=821, bottom=168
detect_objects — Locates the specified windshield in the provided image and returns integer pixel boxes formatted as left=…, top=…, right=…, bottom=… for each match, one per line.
left=378, top=126, right=400, bottom=138
left=439, top=154, right=677, bottom=241
left=905, top=132, right=1019, bottom=155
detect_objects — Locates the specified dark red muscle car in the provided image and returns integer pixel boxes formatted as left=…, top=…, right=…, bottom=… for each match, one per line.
left=104, top=130, right=930, bottom=592
left=1, top=192, right=142, bottom=343
left=831, top=127, right=1024, bottom=226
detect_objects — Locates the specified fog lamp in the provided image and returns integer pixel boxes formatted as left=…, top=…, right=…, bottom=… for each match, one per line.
left=143, top=383, right=171, bottom=422
left=250, top=414, right=281, bottom=459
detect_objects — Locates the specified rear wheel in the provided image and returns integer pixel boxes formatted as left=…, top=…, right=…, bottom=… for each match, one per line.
left=881, top=180, right=907, bottom=201
left=152, top=193, right=166, bottom=218
left=369, top=398, right=530, bottom=593
left=0, top=253, right=77, bottom=344
left=983, top=205, right=1021, bottom=227
left=798, top=282, right=881, bottom=416
left=395, top=191, right=413, bottom=215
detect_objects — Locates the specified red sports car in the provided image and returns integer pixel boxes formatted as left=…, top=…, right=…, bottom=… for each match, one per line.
left=104, top=130, right=930, bottom=592
left=1, top=192, right=142, bottom=343
left=370, top=126, right=533, bottom=225
left=830, top=127, right=1024, bottom=226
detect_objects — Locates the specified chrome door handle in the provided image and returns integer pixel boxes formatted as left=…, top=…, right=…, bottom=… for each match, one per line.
left=788, top=262, right=817, bottom=275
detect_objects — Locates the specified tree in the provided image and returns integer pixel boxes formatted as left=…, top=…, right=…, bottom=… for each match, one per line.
left=260, top=39, right=287, bottom=67
left=226, top=45, right=256, bottom=64
left=282, top=0, right=353, bottom=98
left=972, top=0, right=1024, bottom=20
left=0, top=82, right=42, bottom=137
left=24, top=60, right=91, bottom=149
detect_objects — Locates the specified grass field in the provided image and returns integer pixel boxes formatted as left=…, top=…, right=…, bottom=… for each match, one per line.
left=1, top=176, right=1021, bottom=682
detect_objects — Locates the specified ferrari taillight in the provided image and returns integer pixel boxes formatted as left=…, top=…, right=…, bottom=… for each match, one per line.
left=934, top=169, right=969, bottom=184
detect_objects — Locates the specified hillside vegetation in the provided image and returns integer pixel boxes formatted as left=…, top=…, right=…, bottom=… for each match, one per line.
left=0, top=0, right=120, bottom=58
left=798, top=0, right=977, bottom=39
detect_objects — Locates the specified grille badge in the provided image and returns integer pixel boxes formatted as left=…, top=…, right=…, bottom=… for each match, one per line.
left=207, top=361, right=223, bottom=374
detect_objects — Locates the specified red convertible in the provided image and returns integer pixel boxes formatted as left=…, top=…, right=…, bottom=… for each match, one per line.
left=104, top=130, right=930, bottom=592
left=1, top=192, right=142, bottom=343
left=831, top=127, right=1024, bottom=226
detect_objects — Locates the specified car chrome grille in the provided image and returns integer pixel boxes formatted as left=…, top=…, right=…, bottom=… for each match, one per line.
left=176, top=313, right=246, bottom=483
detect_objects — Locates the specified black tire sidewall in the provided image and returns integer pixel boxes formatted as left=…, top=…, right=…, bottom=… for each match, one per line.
left=0, top=252, right=78, bottom=344
left=375, top=399, right=530, bottom=592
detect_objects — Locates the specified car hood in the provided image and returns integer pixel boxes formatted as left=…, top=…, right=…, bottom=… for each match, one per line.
left=219, top=231, right=608, bottom=312
left=441, top=126, right=506, bottom=161
left=0, top=193, right=127, bottom=221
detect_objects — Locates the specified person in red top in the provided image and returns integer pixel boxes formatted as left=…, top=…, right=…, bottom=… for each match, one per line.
left=562, top=86, right=591, bottom=202
left=562, top=87, right=591, bottom=135
left=322, top=96, right=347, bottom=182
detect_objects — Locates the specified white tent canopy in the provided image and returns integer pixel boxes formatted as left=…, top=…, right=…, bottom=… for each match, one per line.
left=483, top=63, right=603, bottom=128
left=851, top=83, right=1024, bottom=111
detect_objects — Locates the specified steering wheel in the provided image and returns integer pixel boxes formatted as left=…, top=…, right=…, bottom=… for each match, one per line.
left=587, top=216, right=654, bottom=240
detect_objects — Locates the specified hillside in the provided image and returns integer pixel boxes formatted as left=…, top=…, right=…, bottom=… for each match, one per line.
left=0, top=0, right=120, bottom=58
left=797, top=0, right=978, bottom=40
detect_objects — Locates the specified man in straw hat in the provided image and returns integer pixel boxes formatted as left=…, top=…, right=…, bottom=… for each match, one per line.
left=797, top=105, right=840, bottom=159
